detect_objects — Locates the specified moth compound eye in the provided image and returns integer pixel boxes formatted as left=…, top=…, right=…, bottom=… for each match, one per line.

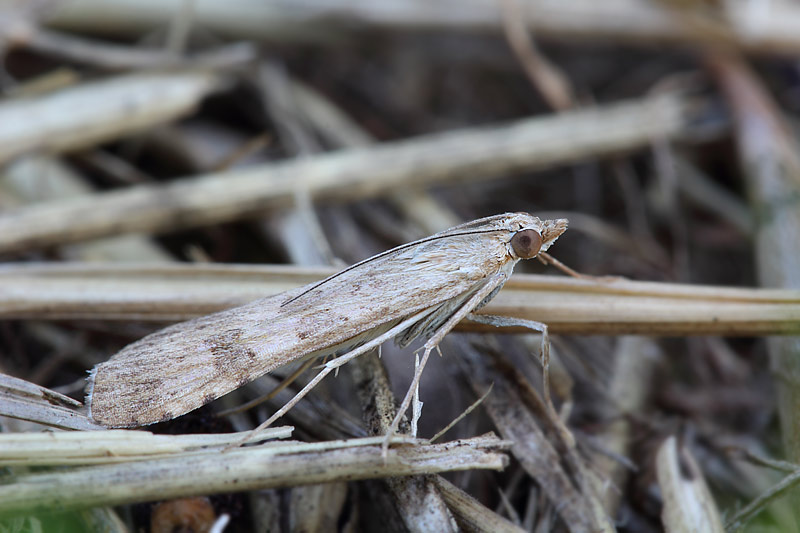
left=510, top=229, right=543, bottom=259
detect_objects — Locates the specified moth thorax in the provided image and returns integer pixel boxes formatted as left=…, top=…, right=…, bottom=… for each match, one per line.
left=511, top=229, right=543, bottom=259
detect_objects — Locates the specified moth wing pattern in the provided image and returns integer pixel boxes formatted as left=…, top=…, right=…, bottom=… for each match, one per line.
left=87, top=229, right=513, bottom=427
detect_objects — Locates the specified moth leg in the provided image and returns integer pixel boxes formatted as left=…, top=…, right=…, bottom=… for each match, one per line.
left=383, top=271, right=510, bottom=456
left=465, top=314, right=553, bottom=407
left=227, top=306, right=437, bottom=450
left=411, top=353, right=423, bottom=437
left=466, top=312, right=575, bottom=448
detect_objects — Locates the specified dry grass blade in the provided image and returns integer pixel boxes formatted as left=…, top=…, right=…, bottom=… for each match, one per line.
left=725, top=466, right=800, bottom=532
left=0, top=263, right=796, bottom=335
left=459, top=341, right=613, bottom=533
left=0, top=373, right=101, bottom=431
left=656, top=436, right=725, bottom=533
left=432, top=476, right=525, bottom=533
left=0, top=94, right=688, bottom=252
left=0, top=434, right=510, bottom=515
left=0, top=71, right=222, bottom=165
left=14, top=27, right=257, bottom=70
left=724, top=452, right=800, bottom=531
left=38, top=0, right=800, bottom=54
left=500, top=0, right=575, bottom=111
left=0, top=427, right=293, bottom=466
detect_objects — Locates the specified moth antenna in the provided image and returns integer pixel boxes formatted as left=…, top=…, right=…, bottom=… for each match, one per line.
left=282, top=227, right=505, bottom=307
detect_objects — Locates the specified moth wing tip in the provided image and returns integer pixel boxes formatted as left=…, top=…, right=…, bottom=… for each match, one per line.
left=84, top=366, right=98, bottom=420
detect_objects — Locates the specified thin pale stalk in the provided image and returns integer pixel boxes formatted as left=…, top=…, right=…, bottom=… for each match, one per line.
left=0, top=435, right=510, bottom=514
left=0, top=264, right=796, bottom=336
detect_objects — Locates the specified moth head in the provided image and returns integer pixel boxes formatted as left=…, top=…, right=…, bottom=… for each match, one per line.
left=507, top=214, right=568, bottom=259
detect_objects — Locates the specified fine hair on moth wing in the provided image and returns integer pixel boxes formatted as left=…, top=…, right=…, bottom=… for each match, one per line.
left=86, top=212, right=569, bottom=445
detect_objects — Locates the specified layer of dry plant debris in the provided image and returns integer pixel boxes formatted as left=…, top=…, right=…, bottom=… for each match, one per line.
left=1, top=1, right=800, bottom=532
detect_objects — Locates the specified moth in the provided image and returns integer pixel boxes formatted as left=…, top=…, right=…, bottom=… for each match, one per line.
left=87, top=213, right=568, bottom=432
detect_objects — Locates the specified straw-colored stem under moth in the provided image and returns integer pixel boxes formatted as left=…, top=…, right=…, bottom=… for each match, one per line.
left=87, top=213, right=568, bottom=437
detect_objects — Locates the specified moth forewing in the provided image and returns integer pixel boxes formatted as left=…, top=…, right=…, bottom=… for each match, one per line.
left=87, top=213, right=568, bottom=428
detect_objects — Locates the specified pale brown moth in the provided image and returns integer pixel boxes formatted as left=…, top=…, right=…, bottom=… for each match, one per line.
left=87, top=213, right=568, bottom=436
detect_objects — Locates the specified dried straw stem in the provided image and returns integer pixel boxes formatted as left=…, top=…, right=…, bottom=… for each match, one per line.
left=0, top=263, right=796, bottom=336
